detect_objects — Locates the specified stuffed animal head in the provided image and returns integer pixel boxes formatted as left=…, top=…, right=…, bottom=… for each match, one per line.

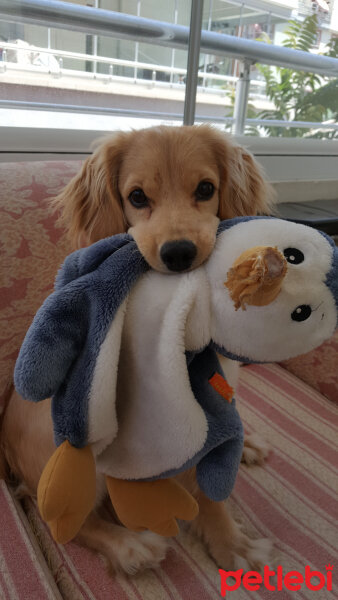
left=15, top=216, right=338, bottom=412
left=207, top=217, right=338, bottom=362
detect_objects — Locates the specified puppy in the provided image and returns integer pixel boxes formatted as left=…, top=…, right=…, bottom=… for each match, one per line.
left=1, top=125, right=274, bottom=575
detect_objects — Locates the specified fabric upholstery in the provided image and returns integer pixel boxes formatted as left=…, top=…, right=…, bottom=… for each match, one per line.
left=0, top=161, right=78, bottom=412
left=21, top=363, right=337, bottom=600
left=0, top=480, right=62, bottom=599
left=280, top=330, right=338, bottom=404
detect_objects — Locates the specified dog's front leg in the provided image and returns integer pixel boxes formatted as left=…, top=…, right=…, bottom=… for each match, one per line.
left=177, top=468, right=272, bottom=571
left=76, top=510, right=168, bottom=575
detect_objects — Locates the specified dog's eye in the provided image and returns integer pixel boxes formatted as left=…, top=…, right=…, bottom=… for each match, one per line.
left=128, top=189, right=149, bottom=208
left=195, top=181, right=215, bottom=201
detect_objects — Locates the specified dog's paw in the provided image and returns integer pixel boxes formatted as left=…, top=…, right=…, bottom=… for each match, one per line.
left=14, top=481, right=31, bottom=499
left=211, top=529, right=273, bottom=573
left=233, top=537, right=273, bottom=572
left=104, top=529, right=168, bottom=575
left=241, top=433, right=270, bottom=466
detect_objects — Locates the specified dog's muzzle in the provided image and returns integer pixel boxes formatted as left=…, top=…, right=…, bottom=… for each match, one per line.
left=160, top=239, right=197, bottom=272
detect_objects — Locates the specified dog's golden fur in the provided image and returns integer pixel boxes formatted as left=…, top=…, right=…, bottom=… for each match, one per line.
left=1, top=125, right=274, bottom=575
left=54, top=125, right=273, bottom=265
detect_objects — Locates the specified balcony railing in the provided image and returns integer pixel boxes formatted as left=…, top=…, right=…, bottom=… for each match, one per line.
left=0, top=0, right=337, bottom=134
left=0, top=41, right=267, bottom=90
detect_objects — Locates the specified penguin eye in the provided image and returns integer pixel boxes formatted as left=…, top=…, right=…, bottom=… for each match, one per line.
left=284, top=248, right=304, bottom=265
left=291, top=305, right=312, bottom=322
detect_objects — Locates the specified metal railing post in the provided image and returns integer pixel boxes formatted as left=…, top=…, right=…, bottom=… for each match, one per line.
left=183, top=0, right=204, bottom=126
left=202, top=0, right=212, bottom=89
left=232, top=59, right=251, bottom=135
left=0, top=49, right=6, bottom=72
left=57, top=56, right=63, bottom=78
left=134, top=0, right=141, bottom=81
left=170, top=0, right=178, bottom=86
left=93, top=0, right=98, bottom=75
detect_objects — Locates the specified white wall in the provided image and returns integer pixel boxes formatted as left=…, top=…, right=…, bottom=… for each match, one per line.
left=0, top=126, right=337, bottom=203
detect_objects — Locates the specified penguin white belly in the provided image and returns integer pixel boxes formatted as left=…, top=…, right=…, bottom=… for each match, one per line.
left=96, top=270, right=210, bottom=480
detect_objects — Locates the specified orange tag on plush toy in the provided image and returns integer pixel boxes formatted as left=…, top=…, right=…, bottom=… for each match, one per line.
left=209, top=373, right=234, bottom=402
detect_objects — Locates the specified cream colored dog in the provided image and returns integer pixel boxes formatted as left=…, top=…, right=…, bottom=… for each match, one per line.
left=2, top=125, right=273, bottom=575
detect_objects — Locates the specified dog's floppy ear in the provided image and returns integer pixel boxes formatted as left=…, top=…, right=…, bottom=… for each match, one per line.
left=53, top=132, right=130, bottom=248
left=217, top=140, right=275, bottom=219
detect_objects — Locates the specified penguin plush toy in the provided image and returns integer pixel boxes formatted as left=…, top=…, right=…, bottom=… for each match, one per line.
left=15, top=216, right=338, bottom=543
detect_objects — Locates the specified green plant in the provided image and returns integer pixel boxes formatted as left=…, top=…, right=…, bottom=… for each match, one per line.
left=228, top=15, right=338, bottom=138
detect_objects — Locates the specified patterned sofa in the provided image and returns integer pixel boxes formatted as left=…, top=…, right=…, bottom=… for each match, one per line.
left=0, top=160, right=337, bottom=600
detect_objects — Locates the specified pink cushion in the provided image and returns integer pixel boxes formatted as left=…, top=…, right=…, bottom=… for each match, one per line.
left=0, top=161, right=80, bottom=412
left=0, top=481, right=61, bottom=599
left=21, top=364, right=337, bottom=599
left=280, top=330, right=338, bottom=404
left=235, top=363, right=337, bottom=575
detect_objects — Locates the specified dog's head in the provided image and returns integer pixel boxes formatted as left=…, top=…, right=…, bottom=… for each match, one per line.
left=55, top=125, right=274, bottom=272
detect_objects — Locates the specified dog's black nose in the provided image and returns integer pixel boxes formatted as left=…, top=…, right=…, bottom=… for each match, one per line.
left=160, top=240, right=197, bottom=272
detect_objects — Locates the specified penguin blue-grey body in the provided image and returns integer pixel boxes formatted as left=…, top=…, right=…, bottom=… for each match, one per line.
left=14, top=217, right=338, bottom=503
